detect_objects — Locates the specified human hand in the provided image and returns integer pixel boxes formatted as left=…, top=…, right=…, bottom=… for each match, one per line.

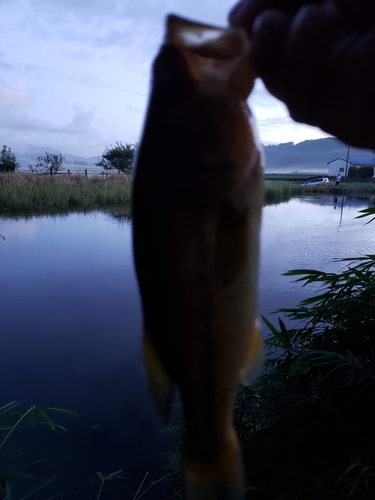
left=229, top=0, right=375, bottom=149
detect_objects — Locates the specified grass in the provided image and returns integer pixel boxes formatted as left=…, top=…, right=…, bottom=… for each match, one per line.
left=264, top=180, right=306, bottom=204
left=266, top=173, right=375, bottom=193
left=0, top=173, right=307, bottom=211
left=266, top=178, right=375, bottom=204
left=0, top=402, right=75, bottom=499
left=264, top=172, right=326, bottom=181
left=0, top=402, right=158, bottom=499
left=342, top=182, right=375, bottom=198
left=234, top=254, right=375, bottom=499
left=0, top=173, right=132, bottom=210
left=2, top=172, right=375, bottom=212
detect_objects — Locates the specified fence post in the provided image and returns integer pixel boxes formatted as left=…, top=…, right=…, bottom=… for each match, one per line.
left=85, top=169, right=87, bottom=177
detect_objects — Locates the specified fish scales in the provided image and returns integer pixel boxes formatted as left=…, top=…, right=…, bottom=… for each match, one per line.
left=132, top=14, right=264, bottom=500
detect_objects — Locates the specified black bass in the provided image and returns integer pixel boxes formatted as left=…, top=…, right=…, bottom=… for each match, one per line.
left=132, top=14, right=263, bottom=500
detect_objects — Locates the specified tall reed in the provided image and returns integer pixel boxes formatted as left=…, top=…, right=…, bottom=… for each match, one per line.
left=0, top=173, right=132, bottom=210
left=264, top=179, right=306, bottom=204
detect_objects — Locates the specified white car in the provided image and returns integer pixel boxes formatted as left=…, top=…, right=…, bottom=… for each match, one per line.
left=302, top=177, right=329, bottom=186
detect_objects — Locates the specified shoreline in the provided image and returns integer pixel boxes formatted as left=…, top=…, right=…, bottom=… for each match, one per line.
left=0, top=172, right=374, bottom=212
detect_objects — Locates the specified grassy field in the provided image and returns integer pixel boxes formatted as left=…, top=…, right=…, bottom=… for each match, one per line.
left=0, top=172, right=132, bottom=210
left=341, top=181, right=375, bottom=197
left=264, top=180, right=307, bottom=204
left=1, top=172, right=375, bottom=211
left=266, top=174, right=375, bottom=201
left=264, top=172, right=326, bottom=181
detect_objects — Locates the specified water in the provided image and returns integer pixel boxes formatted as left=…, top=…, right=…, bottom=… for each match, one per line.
left=0, top=209, right=167, bottom=499
left=0, top=195, right=374, bottom=498
left=260, top=195, right=375, bottom=316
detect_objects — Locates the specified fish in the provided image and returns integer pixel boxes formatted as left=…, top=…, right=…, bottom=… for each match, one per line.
left=132, top=14, right=264, bottom=500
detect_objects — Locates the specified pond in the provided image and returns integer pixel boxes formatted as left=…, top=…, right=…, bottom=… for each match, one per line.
left=1, top=194, right=375, bottom=499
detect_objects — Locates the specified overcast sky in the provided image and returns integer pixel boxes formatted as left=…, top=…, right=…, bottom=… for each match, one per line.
left=0, top=0, right=331, bottom=158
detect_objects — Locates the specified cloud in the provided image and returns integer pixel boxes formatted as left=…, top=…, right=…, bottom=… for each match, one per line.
left=57, top=107, right=96, bottom=134
left=0, top=82, right=102, bottom=155
left=29, top=0, right=230, bottom=23
left=0, top=80, right=34, bottom=111
left=1, top=101, right=96, bottom=137
left=3, top=0, right=230, bottom=50
left=0, top=52, right=15, bottom=70
left=0, top=0, right=331, bottom=157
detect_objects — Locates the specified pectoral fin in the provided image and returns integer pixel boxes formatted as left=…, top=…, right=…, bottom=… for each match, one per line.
left=240, top=321, right=263, bottom=386
left=143, top=328, right=174, bottom=419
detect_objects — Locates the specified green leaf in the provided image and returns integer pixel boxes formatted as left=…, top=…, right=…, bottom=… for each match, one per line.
left=96, top=471, right=105, bottom=481
left=261, top=315, right=279, bottom=336
left=104, top=469, right=126, bottom=481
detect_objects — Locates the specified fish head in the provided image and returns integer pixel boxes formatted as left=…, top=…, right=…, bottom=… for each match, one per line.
left=150, top=15, right=256, bottom=118
left=139, top=15, right=260, bottom=199
left=164, top=15, right=256, bottom=100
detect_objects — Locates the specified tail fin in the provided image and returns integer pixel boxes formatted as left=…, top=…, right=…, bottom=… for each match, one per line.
left=185, top=434, right=244, bottom=500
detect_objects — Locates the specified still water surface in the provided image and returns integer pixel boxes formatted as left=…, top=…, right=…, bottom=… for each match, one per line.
left=1, top=194, right=375, bottom=498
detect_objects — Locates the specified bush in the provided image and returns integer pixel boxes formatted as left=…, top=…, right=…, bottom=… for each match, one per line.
left=96, top=142, right=137, bottom=173
left=0, top=145, right=20, bottom=172
left=348, top=165, right=374, bottom=179
left=235, top=254, right=375, bottom=499
left=358, top=166, right=374, bottom=178
left=348, top=166, right=357, bottom=178
left=33, top=152, right=65, bottom=174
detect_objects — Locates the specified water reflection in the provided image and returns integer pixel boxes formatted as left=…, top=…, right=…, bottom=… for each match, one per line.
left=0, top=209, right=166, bottom=499
left=0, top=195, right=374, bottom=498
left=259, top=195, right=375, bottom=319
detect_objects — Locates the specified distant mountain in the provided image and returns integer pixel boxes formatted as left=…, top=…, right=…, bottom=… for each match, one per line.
left=263, top=138, right=374, bottom=171
left=24, top=145, right=61, bottom=159
left=15, top=138, right=375, bottom=173
left=17, top=145, right=100, bottom=169
left=63, top=153, right=100, bottom=166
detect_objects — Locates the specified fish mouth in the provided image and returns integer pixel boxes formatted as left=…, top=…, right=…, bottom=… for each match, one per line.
left=166, top=14, right=247, bottom=61
left=152, top=14, right=256, bottom=99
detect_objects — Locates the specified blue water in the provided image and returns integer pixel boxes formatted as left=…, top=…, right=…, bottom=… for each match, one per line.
left=0, top=194, right=374, bottom=498
left=260, top=195, right=375, bottom=316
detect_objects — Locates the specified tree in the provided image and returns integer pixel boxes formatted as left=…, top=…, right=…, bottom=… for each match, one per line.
left=96, top=142, right=136, bottom=173
left=34, top=152, right=65, bottom=175
left=0, top=145, right=20, bottom=172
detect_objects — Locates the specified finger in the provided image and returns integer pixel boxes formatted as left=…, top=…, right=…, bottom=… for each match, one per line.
left=278, top=4, right=342, bottom=123
left=314, top=26, right=375, bottom=148
left=251, top=10, right=290, bottom=97
left=228, top=0, right=325, bottom=32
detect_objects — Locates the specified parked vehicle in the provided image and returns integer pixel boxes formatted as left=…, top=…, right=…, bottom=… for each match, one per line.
left=302, top=177, right=329, bottom=186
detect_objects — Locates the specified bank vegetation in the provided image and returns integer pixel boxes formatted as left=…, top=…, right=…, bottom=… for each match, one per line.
left=0, top=173, right=316, bottom=211
left=0, top=172, right=132, bottom=210
left=1, top=172, right=374, bottom=211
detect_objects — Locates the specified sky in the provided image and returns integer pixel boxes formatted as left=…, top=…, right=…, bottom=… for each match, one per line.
left=0, top=0, right=331, bottom=158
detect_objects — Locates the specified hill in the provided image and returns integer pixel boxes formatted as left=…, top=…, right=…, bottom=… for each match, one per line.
left=263, top=138, right=374, bottom=172
left=17, top=145, right=100, bottom=170
left=14, top=138, right=374, bottom=174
